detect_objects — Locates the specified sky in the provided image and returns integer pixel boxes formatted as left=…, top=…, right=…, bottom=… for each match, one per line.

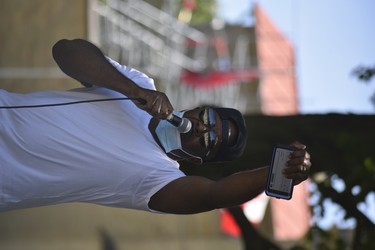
left=217, top=0, right=375, bottom=115
left=216, top=0, right=375, bottom=229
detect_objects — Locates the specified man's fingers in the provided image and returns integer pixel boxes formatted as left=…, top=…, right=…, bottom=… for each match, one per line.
left=135, top=89, right=174, bottom=119
left=146, top=96, right=172, bottom=119
left=290, top=141, right=306, bottom=150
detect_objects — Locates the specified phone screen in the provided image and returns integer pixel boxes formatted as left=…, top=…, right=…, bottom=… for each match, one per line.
left=265, top=145, right=295, bottom=200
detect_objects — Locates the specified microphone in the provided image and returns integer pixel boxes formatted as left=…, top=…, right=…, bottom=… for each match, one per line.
left=167, top=115, right=192, bottom=134
left=137, top=98, right=191, bottom=133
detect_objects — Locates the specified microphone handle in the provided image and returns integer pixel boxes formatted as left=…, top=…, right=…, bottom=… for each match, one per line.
left=167, top=115, right=182, bottom=127
left=137, top=98, right=181, bottom=125
left=137, top=98, right=189, bottom=131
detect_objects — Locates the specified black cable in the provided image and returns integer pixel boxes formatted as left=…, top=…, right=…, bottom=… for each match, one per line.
left=0, top=97, right=143, bottom=109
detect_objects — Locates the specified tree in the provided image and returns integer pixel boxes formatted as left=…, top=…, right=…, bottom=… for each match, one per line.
left=352, top=65, right=375, bottom=82
left=188, top=0, right=216, bottom=25
left=181, top=114, right=375, bottom=249
left=352, top=64, right=375, bottom=107
left=146, top=0, right=216, bottom=24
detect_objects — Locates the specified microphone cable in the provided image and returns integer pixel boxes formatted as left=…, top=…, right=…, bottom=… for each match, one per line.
left=0, top=96, right=192, bottom=133
left=0, top=97, right=143, bottom=109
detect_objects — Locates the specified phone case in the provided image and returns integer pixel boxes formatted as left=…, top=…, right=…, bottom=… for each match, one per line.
left=265, top=144, right=295, bottom=200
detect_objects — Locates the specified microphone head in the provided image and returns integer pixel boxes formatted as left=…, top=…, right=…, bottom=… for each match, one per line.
left=177, top=118, right=192, bottom=133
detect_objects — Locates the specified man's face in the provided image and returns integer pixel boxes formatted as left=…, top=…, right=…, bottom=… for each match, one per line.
left=179, top=107, right=237, bottom=161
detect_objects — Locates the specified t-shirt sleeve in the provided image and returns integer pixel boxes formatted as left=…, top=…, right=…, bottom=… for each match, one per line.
left=140, top=168, right=186, bottom=213
left=106, top=57, right=157, bottom=91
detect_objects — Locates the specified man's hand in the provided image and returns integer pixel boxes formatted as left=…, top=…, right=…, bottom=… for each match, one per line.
left=283, top=141, right=312, bottom=185
left=134, top=87, right=174, bottom=120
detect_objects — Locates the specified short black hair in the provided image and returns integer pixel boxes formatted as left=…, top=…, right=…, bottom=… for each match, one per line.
left=205, top=107, right=247, bottom=163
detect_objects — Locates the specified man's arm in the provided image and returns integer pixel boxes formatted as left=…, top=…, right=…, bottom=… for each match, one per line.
left=52, top=39, right=173, bottom=119
left=149, top=167, right=269, bottom=214
left=149, top=142, right=311, bottom=214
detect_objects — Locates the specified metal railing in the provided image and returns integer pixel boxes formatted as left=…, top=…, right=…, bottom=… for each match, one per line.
left=88, top=0, right=258, bottom=112
left=91, top=0, right=208, bottom=80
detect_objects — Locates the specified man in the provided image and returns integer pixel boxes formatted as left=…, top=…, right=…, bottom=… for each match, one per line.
left=0, top=39, right=311, bottom=214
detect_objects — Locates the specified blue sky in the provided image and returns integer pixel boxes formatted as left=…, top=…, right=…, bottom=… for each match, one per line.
left=217, top=0, right=375, bottom=114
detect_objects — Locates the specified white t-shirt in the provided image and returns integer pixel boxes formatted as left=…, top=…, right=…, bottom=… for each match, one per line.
left=0, top=58, right=185, bottom=212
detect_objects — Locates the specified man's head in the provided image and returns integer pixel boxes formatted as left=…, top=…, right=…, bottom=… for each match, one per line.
left=179, top=106, right=247, bottom=164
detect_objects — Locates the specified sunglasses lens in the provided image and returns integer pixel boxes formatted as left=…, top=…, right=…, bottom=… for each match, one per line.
left=200, top=130, right=217, bottom=156
left=198, top=107, right=218, bottom=156
left=200, top=108, right=216, bottom=128
left=207, top=131, right=217, bottom=148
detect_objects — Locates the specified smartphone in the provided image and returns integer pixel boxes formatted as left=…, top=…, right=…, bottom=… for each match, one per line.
left=265, top=145, right=295, bottom=200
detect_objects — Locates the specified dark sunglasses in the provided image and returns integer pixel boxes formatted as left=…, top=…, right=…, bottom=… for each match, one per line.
left=199, top=107, right=219, bottom=156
